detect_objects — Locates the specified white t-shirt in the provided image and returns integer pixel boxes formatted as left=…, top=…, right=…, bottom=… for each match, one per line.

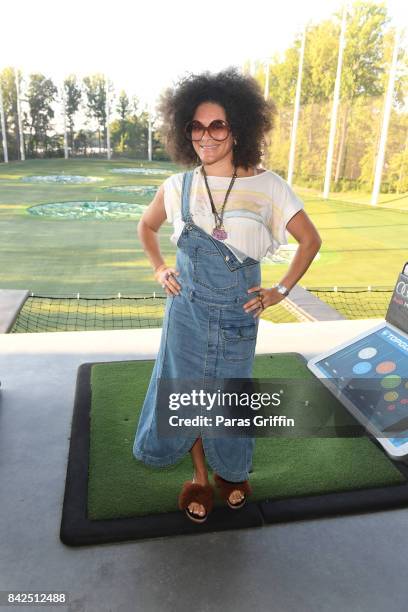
left=162, top=165, right=304, bottom=263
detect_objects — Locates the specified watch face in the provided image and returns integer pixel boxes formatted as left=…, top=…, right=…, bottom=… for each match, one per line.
left=278, top=285, right=289, bottom=295
left=273, top=283, right=288, bottom=295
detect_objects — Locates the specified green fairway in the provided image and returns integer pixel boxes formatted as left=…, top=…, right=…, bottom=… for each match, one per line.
left=297, top=186, right=408, bottom=212
left=0, top=158, right=407, bottom=300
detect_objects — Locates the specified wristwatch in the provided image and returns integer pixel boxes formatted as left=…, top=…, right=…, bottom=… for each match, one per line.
left=272, top=282, right=290, bottom=297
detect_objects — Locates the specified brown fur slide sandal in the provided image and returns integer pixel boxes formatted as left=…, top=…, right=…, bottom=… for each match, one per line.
left=213, top=473, right=253, bottom=510
left=178, top=479, right=215, bottom=524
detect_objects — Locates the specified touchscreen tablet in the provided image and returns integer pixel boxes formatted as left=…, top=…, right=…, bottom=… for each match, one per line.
left=308, top=322, right=408, bottom=460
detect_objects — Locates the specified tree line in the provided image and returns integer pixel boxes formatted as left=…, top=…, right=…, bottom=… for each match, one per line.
left=0, top=1, right=407, bottom=193
left=253, top=1, right=408, bottom=193
left=0, top=71, right=164, bottom=160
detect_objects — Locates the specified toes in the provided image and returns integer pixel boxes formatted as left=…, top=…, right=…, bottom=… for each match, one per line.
left=229, top=490, right=244, bottom=503
left=188, top=502, right=205, bottom=517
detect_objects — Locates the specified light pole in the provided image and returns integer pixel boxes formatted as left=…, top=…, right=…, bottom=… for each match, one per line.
left=14, top=68, right=25, bottom=161
left=61, top=80, right=69, bottom=159
left=105, top=75, right=111, bottom=160
left=148, top=103, right=153, bottom=162
left=323, top=3, right=348, bottom=199
left=0, top=80, right=8, bottom=163
left=371, top=28, right=401, bottom=206
left=287, top=26, right=307, bottom=187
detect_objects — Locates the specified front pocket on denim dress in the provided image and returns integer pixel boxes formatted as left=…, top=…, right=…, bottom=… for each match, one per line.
left=221, top=321, right=257, bottom=361
left=193, top=246, right=239, bottom=291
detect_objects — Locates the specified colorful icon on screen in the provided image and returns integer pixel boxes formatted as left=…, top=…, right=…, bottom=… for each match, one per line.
left=384, top=391, right=399, bottom=402
left=358, top=347, right=377, bottom=359
left=376, top=361, right=397, bottom=374
left=352, top=362, right=372, bottom=374
left=381, top=374, right=401, bottom=389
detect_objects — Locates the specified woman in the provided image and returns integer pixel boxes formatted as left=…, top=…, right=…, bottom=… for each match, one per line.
left=133, top=67, right=322, bottom=523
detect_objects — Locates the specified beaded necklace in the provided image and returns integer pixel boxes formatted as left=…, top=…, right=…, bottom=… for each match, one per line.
left=201, top=165, right=237, bottom=240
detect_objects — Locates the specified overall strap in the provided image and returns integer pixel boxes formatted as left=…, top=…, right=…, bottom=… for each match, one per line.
left=181, top=170, right=194, bottom=223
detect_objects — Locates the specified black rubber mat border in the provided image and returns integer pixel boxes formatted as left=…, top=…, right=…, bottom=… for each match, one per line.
left=60, top=361, right=264, bottom=547
left=60, top=355, right=408, bottom=546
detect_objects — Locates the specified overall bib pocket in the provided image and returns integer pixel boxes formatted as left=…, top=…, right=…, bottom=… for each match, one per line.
left=220, top=320, right=258, bottom=361
left=193, top=246, right=239, bottom=291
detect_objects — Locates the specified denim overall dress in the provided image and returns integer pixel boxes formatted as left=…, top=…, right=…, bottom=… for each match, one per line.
left=133, top=170, right=261, bottom=481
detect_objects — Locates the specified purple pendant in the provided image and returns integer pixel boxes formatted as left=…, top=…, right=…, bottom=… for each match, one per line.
left=212, top=227, right=228, bottom=240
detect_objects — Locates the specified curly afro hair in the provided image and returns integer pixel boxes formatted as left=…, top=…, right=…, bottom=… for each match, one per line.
left=156, top=66, right=277, bottom=170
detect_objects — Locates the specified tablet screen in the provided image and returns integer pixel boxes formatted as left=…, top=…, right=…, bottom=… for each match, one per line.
left=312, top=326, right=408, bottom=442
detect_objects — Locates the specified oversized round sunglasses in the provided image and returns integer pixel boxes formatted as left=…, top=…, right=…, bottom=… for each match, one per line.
left=184, top=119, right=232, bottom=142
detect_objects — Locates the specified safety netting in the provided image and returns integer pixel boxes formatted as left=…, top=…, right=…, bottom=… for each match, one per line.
left=9, top=287, right=393, bottom=333
left=307, top=287, right=393, bottom=320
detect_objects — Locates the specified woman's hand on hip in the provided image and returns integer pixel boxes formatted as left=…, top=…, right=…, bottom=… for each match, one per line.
left=243, top=286, right=286, bottom=318
left=155, top=267, right=181, bottom=296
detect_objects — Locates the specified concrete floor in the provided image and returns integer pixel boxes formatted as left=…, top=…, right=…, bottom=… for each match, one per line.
left=1, top=318, right=408, bottom=612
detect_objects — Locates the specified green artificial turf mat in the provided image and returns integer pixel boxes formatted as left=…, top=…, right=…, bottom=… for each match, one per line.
left=88, top=353, right=406, bottom=520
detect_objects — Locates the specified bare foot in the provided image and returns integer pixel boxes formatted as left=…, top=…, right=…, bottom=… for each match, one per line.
left=228, top=489, right=245, bottom=505
left=188, top=471, right=210, bottom=518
